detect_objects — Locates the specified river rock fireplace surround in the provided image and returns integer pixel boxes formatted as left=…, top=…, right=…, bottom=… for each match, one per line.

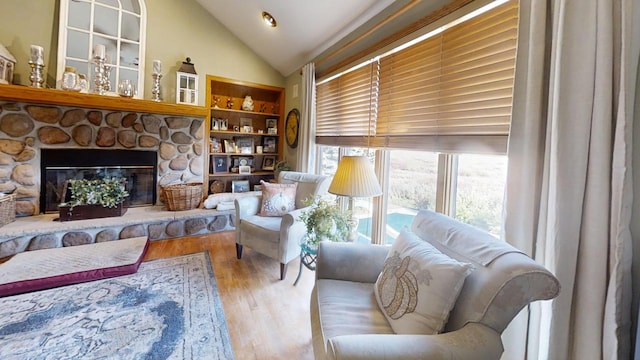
left=0, top=86, right=233, bottom=258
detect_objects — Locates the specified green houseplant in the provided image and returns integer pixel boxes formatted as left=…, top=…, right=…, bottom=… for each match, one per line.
left=59, top=178, right=129, bottom=221
left=299, top=197, right=350, bottom=247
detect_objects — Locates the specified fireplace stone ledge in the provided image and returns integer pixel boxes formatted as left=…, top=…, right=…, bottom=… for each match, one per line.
left=0, top=206, right=235, bottom=258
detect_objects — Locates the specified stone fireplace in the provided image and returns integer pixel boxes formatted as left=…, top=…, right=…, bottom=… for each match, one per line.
left=0, top=101, right=205, bottom=216
left=0, top=86, right=237, bottom=260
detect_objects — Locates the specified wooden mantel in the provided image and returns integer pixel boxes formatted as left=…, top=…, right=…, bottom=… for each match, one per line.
left=0, top=84, right=208, bottom=117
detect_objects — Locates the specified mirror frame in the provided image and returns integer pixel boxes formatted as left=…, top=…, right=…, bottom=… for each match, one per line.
left=57, top=0, right=147, bottom=98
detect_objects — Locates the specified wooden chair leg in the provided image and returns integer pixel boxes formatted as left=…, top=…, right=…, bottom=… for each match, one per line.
left=280, top=263, right=287, bottom=280
left=236, top=243, right=243, bottom=259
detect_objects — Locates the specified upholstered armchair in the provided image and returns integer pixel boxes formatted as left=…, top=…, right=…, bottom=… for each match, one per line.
left=234, top=171, right=331, bottom=280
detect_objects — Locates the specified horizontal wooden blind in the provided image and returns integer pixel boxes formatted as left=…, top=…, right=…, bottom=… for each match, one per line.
left=376, top=0, right=517, bottom=152
left=315, top=0, right=518, bottom=153
left=316, top=61, right=379, bottom=146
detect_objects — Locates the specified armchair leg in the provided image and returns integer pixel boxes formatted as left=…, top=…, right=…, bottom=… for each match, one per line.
left=236, top=244, right=243, bottom=259
left=280, top=263, right=287, bottom=280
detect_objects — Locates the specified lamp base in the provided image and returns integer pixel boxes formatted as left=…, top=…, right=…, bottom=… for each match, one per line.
left=347, top=216, right=359, bottom=242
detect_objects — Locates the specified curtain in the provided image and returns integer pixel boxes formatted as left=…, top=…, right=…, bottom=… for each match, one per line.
left=297, top=63, right=316, bottom=173
left=503, top=0, right=639, bottom=358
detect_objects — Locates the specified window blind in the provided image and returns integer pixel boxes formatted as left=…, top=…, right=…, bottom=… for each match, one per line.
left=316, top=61, right=379, bottom=147
left=316, top=0, right=518, bottom=154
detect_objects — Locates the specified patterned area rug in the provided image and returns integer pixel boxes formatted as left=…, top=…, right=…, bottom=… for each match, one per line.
left=0, top=252, right=234, bottom=360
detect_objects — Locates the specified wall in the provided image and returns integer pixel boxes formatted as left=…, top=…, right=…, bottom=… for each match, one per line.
left=283, top=71, right=302, bottom=169
left=0, top=1, right=59, bottom=86
left=0, top=0, right=285, bottom=105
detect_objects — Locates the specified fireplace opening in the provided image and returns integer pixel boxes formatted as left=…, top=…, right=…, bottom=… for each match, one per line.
left=40, top=149, right=158, bottom=213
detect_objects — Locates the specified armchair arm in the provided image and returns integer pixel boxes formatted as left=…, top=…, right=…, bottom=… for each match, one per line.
left=315, top=241, right=389, bottom=283
left=326, top=323, right=503, bottom=360
left=234, top=195, right=261, bottom=220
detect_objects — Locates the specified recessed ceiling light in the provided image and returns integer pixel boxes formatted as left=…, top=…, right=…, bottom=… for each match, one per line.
left=262, top=11, right=277, bottom=28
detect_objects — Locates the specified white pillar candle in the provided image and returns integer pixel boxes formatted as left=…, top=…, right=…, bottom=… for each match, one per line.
left=153, top=60, right=162, bottom=74
left=94, top=44, right=106, bottom=59
left=30, top=45, right=44, bottom=65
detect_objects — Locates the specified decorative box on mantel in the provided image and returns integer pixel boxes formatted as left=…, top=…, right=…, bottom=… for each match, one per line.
left=58, top=203, right=127, bottom=222
left=0, top=44, right=16, bottom=85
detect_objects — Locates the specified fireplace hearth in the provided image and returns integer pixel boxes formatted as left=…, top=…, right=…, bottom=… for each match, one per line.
left=40, top=149, right=158, bottom=213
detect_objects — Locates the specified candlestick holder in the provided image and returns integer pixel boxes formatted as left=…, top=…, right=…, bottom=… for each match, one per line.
left=28, top=61, right=45, bottom=88
left=93, top=56, right=106, bottom=94
left=103, top=63, right=113, bottom=92
left=152, top=73, right=162, bottom=102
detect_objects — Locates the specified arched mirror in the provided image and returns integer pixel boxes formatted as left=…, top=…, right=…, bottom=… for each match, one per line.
left=57, top=0, right=147, bottom=98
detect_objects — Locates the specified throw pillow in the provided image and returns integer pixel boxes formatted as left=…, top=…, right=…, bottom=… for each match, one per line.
left=374, top=230, right=473, bottom=334
left=259, top=180, right=298, bottom=216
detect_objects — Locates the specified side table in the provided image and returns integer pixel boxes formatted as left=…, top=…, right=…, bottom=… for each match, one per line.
left=293, top=242, right=317, bottom=286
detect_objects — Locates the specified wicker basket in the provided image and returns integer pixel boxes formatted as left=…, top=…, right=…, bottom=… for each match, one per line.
left=161, top=183, right=203, bottom=211
left=0, top=194, right=16, bottom=227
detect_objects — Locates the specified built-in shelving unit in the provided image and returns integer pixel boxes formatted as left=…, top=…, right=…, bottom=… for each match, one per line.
left=204, top=75, right=285, bottom=194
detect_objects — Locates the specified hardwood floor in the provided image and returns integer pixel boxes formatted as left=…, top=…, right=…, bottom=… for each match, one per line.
left=144, top=231, right=316, bottom=360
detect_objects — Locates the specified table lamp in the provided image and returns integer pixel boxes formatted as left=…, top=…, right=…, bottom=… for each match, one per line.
left=328, top=155, right=382, bottom=242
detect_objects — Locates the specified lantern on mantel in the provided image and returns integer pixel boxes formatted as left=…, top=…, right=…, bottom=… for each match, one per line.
left=176, top=57, right=198, bottom=105
left=0, top=44, right=16, bottom=85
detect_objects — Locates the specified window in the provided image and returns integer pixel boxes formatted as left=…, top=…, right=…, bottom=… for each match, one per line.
left=384, top=150, right=438, bottom=243
left=314, top=0, right=517, bottom=244
left=57, top=0, right=147, bottom=97
left=453, top=154, right=507, bottom=237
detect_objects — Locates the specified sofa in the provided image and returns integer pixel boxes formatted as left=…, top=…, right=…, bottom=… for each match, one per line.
left=310, top=210, right=560, bottom=360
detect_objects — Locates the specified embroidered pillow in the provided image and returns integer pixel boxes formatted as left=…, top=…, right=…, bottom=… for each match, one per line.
left=374, top=230, right=473, bottom=334
left=259, top=180, right=298, bottom=216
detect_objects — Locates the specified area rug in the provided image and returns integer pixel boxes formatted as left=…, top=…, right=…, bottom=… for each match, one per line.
left=0, top=252, right=235, bottom=360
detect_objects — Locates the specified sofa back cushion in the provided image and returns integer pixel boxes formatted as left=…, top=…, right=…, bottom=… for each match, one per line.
left=410, top=210, right=560, bottom=334
left=278, top=171, right=330, bottom=208
left=374, top=230, right=472, bottom=335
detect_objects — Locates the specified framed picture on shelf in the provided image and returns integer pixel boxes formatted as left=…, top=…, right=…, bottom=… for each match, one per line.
left=224, top=139, right=236, bottom=153
left=210, top=137, right=222, bottom=153
left=211, top=119, right=219, bottom=131
left=239, top=165, right=251, bottom=174
left=232, top=180, right=250, bottom=193
left=212, top=155, right=229, bottom=174
left=262, top=136, right=278, bottom=153
left=219, top=119, right=228, bottom=131
left=235, top=137, right=254, bottom=154
left=262, top=156, right=276, bottom=170
left=232, top=156, right=254, bottom=168
left=240, top=118, right=252, bottom=127
left=266, top=118, right=277, bottom=130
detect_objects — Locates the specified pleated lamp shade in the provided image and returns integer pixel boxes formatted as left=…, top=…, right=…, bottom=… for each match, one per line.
left=328, top=156, right=382, bottom=197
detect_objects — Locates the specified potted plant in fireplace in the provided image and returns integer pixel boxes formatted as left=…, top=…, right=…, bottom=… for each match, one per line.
left=58, top=178, right=129, bottom=222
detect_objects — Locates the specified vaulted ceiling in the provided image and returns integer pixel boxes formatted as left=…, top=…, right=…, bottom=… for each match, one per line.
left=194, top=0, right=453, bottom=77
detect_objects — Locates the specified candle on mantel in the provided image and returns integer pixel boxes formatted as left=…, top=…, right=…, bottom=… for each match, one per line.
left=94, top=44, right=106, bottom=59
left=30, top=45, right=44, bottom=65
left=153, top=60, right=162, bottom=75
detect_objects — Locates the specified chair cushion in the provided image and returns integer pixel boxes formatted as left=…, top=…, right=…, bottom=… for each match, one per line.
left=374, top=230, right=472, bottom=335
left=259, top=181, right=297, bottom=216
left=317, top=279, right=394, bottom=340
left=242, top=215, right=282, bottom=232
